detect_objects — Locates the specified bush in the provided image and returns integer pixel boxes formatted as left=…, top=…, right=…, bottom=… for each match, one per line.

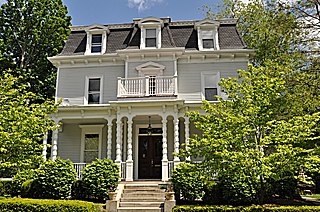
left=0, top=180, right=12, bottom=197
left=12, top=169, right=38, bottom=197
left=71, top=180, right=87, bottom=200
left=35, top=158, right=77, bottom=199
left=173, top=205, right=320, bottom=212
left=0, top=198, right=97, bottom=212
left=202, top=181, right=222, bottom=205
left=266, top=176, right=299, bottom=199
left=171, top=162, right=206, bottom=201
left=81, top=159, right=119, bottom=202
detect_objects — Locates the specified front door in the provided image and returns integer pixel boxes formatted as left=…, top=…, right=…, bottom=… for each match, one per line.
left=138, top=135, right=162, bottom=179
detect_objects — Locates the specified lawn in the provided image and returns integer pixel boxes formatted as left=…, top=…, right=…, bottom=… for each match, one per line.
left=302, top=194, right=320, bottom=200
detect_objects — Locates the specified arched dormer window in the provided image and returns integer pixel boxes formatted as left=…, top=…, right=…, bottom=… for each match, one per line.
left=84, top=24, right=110, bottom=55
left=195, top=20, right=220, bottom=51
left=137, top=17, right=164, bottom=49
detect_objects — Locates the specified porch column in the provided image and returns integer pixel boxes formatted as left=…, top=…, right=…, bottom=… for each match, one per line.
left=173, top=117, right=180, bottom=166
left=120, top=122, right=124, bottom=160
left=107, top=120, right=113, bottom=159
left=162, top=118, right=169, bottom=181
left=115, top=119, right=122, bottom=165
left=51, top=130, right=58, bottom=161
left=184, top=117, right=191, bottom=161
left=42, top=133, right=48, bottom=161
left=126, top=116, right=133, bottom=181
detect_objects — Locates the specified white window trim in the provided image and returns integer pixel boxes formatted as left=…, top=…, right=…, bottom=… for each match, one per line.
left=84, top=25, right=109, bottom=55
left=84, top=76, right=103, bottom=105
left=201, top=71, right=221, bottom=101
left=79, top=124, right=104, bottom=163
left=195, top=20, right=220, bottom=51
left=138, top=17, right=164, bottom=49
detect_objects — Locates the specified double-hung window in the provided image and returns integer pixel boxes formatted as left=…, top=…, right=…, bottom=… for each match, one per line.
left=202, top=30, right=214, bottom=49
left=88, top=78, right=101, bottom=104
left=91, top=34, right=102, bottom=53
left=146, top=29, right=157, bottom=48
left=202, top=72, right=220, bottom=101
left=84, top=134, right=99, bottom=163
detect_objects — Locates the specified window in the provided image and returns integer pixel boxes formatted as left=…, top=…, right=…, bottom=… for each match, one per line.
left=91, top=34, right=102, bottom=53
left=84, top=134, right=99, bottom=163
left=146, top=29, right=157, bottom=48
left=79, top=125, right=104, bottom=163
left=202, top=30, right=214, bottom=49
left=202, top=72, right=220, bottom=101
left=88, top=78, right=101, bottom=104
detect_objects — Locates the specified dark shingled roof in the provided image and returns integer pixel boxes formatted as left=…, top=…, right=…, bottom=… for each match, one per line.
left=60, top=19, right=246, bottom=56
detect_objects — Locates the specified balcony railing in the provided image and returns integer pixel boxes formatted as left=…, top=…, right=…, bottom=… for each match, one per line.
left=118, top=76, right=177, bottom=98
left=73, top=163, right=87, bottom=180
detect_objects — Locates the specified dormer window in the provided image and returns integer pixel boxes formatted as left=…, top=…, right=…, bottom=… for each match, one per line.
left=91, top=34, right=102, bottom=53
left=146, top=29, right=157, bottom=47
left=195, top=20, right=220, bottom=51
left=137, top=17, right=164, bottom=49
left=84, top=24, right=110, bottom=55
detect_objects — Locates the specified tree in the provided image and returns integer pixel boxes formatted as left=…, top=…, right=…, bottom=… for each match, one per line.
left=185, top=62, right=320, bottom=203
left=0, top=0, right=71, bottom=100
left=0, top=73, right=58, bottom=177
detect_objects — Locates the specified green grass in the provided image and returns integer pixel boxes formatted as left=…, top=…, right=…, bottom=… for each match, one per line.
left=302, top=194, right=320, bottom=200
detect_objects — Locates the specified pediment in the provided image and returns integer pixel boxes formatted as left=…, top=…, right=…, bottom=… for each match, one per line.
left=195, top=19, right=220, bottom=29
left=85, top=24, right=110, bottom=33
left=136, top=62, right=166, bottom=71
left=137, top=17, right=164, bottom=27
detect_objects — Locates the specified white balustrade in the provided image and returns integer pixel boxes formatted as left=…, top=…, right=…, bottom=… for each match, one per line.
left=117, top=76, right=176, bottom=97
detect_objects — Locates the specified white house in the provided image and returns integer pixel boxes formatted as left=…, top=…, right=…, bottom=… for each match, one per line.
left=47, top=17, right=253, bottom=182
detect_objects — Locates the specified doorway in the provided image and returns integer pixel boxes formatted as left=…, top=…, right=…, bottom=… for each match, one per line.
left=138, top=135, right=162, bottom=179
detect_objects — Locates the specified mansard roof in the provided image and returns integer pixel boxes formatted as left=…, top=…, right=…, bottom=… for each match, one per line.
left=60, top=18, right=246, bottom=56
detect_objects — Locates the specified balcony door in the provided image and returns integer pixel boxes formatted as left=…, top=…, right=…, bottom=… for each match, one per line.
left=138, top=135, right=162, bottom=179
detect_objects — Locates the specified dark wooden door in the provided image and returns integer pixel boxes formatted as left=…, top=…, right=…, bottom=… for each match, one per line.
left=138, top=135, right=162, bottom=179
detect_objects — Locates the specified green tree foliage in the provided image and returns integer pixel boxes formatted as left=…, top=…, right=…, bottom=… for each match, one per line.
left=0, top=0, right=71, bottom=99
left=185, top=63, right=320, bottom=203
left=0, top=73, right=58, bottom=176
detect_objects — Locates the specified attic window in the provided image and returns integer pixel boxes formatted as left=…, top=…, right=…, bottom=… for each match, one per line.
left=91, top=34, right=102, bottom=53
left=195, top=20, right=220, bottom=51
left=146, top=29, right=157, bottom=47
left=202, top=30, right=214, bottom=49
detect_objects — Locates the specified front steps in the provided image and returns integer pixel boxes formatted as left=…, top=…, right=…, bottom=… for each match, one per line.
left=118, top=183, right=165, bottom=212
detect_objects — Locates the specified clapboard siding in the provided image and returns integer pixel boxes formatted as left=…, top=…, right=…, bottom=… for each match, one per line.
left=177, top=61, right=248, bottom=101
left=58, top=123, right=81, bottom=162
left=57, top=65, right=124, bottom=105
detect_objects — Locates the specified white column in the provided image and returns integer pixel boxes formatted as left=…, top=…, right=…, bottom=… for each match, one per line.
left=51, top=130, right=58, bottom=161
left=173, top=117, right=180, bottom=166
left=162, top=118, right=169, bottom=181
left=120, top=122, right=124, bottom=161
left=107, top=120, right=113, bottom=159
left=115, top=119, right=122, bottom=164
left=184, top=117, right=191, bottom=161
left=126, top=116, right=133, bottom=181
left=42, top=134, right=48, bottom=161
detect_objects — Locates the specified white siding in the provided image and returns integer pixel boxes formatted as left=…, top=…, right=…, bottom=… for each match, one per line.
left=58, top=123, right=81, bottom=162
left=177, top=61, right=248, bottom=101
left=57, top=65, right=124, bottom=105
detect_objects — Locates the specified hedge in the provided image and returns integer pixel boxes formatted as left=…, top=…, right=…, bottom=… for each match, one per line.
left=173, top=205, right=320, bottom=212
left=0, top=180, right=12, bottom=197
left=0, top=198, right=97, bottom=212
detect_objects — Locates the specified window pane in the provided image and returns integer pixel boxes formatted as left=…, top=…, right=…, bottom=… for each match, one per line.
left=85, top=134, right=99, bottom=150
left=202, top=30, right=214, bottom=38
left=203, top=39, right=214, bottom=49
left=92, top=34, right=102, bottom=43
left=84, top=151, right=98, bottom=163
left=146, top=38, right=156, bottom=47
left=91, top=46, right=102, bottom=53
left=205, top=88, right=218, bottom=101
left=146, top=29, right=156, bottom=38
left=89, top=79, right=100, bottom=91
left=88, top=93, right=100, bottom=104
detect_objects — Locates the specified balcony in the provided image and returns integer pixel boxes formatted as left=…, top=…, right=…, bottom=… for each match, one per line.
left=117, top=76, right=177, bottom=98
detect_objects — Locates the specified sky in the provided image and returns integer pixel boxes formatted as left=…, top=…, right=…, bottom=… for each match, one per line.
left=62, top=0, right=221, bottom=26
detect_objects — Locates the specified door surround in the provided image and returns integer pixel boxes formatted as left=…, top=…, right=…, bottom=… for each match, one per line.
left=134, top=123, right=162, bottom=180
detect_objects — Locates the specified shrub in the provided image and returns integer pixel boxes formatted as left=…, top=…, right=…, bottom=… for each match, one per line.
left=173, top=205, right=320, bottom=212
left=171, top=162, right=206, bottom=201
left=202, top=181, right=223, bottom=205
left=12, top=169, right=38, bottom=197
left=0, top=198, right=97, bottom=212
left=71, top=180, right=87, bottom=200
left=35, top=158, right=77, bottom=199
left=0, top=180, right=12, bottom=197
left=82, top=159, right=119, bottom=202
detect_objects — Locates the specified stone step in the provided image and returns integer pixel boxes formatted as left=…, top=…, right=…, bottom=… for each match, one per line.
left=124, top=185, right=160, bottom=190
left=123, top=189, right=164, bottom=193
left=117, top=207, right=162, bottom=212
left=122, top=192, right=165, bottom=199
left=119, top=202, right=163, bottom=207
left=120, top=197, right=165, bottom=202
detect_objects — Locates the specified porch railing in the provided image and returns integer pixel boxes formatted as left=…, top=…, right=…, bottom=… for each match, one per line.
left=117, top=76, right=177, bottom=98
left=120, top=162, right=126, bottom=180
left=168, top=161, right=175, bottom=179
left=73, top=163, right=87, bottom=180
